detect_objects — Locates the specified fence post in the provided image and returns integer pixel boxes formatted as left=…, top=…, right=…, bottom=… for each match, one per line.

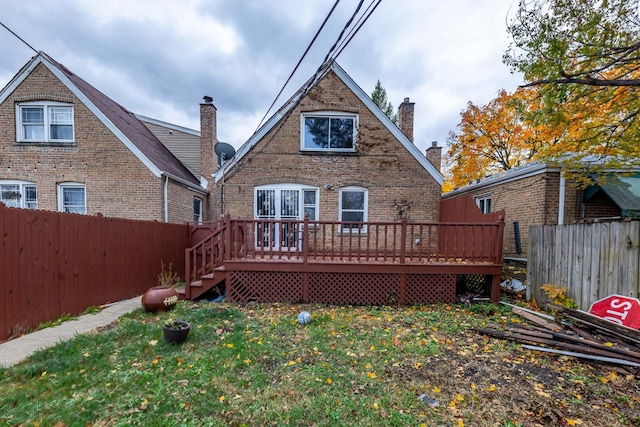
left=491, top=213, right=506, bottom=303
left=185, top=247, right=192, bottom=300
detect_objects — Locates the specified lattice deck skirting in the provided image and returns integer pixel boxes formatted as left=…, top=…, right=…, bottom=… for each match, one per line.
left=226, top=271, right=456, bottom=305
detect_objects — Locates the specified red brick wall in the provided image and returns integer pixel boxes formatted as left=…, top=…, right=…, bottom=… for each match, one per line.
left=213, top=71, right=441, bottom=223
left=583, top=191, right=621, bottom=219
left=0, top=63, right=196, bottom=223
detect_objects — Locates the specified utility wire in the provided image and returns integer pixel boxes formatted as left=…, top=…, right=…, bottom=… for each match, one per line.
left=333, top=0, right=382, bottom=60
left=254, top=0, right=341, bottom=132
left=221, top=0, right=382, bottom=181
left=319, top=0, right=365, bottom=65
left=0, top=22, right=38, bottom=53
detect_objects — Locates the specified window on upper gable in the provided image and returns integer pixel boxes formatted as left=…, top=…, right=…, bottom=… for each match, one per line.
left=301, top=112, right=357, bottom=152
left=17, top=102, right=74, bottom=143
left=0, top=181, right=37, bottom=209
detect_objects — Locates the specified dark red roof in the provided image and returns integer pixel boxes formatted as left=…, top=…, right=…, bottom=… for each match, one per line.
left=43, top=53, right=200, bottom=186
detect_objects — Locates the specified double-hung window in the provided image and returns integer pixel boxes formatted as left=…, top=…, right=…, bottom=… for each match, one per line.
left=17, top=102, right=74, bottom=142
left=301, top=112, right=357, bottom=151
left=58, top=183, right=86, bottom=214
left=339, top=186, right=368, bottom=231
left=0, top=181, right=37, bottom=209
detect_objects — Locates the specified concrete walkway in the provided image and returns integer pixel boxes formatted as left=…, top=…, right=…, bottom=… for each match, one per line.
left=0, top=296, right=142, bottom=368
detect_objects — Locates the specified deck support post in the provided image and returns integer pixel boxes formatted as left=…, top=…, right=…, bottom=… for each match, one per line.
left=491, top=275, right=501, bottom=303
left=398, top=273, right=405, bottom=305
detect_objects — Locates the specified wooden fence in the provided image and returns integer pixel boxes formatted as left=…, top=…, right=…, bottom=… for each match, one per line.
left=0, top=204, right=189, bottom=341
left=527, top=221, right=640, bottom=310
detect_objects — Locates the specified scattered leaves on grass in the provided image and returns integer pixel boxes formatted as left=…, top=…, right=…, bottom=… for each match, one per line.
left=0, top=301, right=638, bottom=426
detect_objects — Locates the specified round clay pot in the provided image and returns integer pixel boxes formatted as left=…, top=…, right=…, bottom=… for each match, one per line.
left=142, top=286, right=178, bottom=313
left=163, top=321, right=190, bottom=344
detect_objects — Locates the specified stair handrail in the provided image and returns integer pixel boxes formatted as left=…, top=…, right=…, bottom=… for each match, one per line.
left=184, top=216, right=228, bottom=299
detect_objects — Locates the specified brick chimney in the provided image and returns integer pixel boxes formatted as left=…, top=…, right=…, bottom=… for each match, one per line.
left=425, top=141, right=442, bottom=171
left=397, top=97, right=415, bottom=142
left=200, top=96, right=217, bottom=181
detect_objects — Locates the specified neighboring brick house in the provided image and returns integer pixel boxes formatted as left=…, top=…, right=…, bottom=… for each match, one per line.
left=442, top=162, right=640, bottom=258
left=0, top=52, right=209, bottom=223
left=207, top=61, right=443, bottom=226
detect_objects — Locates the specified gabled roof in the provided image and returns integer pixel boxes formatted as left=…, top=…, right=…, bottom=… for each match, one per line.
left=213, top=61, right=444, bottom=185
left=0, top=52, right=201, bottom=189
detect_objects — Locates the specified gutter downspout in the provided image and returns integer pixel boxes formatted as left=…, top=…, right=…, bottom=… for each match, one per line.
left=164, top=175, right=169, bottom=223
left=558, top=174, right=565, bottom=225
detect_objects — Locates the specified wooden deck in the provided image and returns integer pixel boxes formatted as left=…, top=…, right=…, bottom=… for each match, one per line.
left=184, top=214, right=505, bottom=305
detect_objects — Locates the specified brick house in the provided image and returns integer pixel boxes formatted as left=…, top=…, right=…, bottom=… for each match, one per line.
left=207, top=61, right=444, bottom=225
left=0, top=52, right=209, bottom=223
left=442, top=162, right=640, bottom=258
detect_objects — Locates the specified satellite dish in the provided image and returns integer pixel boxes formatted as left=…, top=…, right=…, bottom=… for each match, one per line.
left=214, top=142, right=236, bottom=167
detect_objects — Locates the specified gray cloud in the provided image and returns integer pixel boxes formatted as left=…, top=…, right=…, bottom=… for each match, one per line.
left=0, top=0, right=523, bottom=154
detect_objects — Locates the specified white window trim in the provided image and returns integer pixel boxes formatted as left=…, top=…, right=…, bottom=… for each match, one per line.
left=57, top=182, right=86, bottom=214
left=16, top=101, right=75, bottom=143
left=300, top=111, right=358, bottom=152
left=339, top=186, right=368, bottom=232
left=254, top=184, right=319, bottom=220
left=475, top=195, right=492, bottom=214
left=0, top=180, right=37, bottom=209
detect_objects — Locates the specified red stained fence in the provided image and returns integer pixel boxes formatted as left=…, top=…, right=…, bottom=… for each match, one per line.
left=0, top=204, right=189, bottom=341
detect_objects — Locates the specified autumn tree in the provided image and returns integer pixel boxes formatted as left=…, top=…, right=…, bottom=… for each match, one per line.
left=371, top=79, right=397, bottom=124
left=445, top=88, right=554, bottom=189
left=504, top=0, right=640, bottom=173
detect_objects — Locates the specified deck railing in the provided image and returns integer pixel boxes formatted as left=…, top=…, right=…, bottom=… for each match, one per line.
left=185, top=214, right=505, bottom=294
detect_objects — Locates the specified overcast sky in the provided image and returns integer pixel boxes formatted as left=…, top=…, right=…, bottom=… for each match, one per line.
left=0, top=0, right=524, bottom=156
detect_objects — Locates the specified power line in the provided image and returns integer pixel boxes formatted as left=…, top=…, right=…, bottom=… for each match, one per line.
left=254, top=0, right=341, bottom=132
left=0, top=22, right=38, bottom=53
left=319, top=0, right=365, bottom=65
left=251, top=0, right=380, bottom=142
left=333, top=0, right=382, bottom=60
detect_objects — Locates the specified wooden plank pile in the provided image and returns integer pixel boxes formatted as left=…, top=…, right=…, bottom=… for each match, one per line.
left=473, top=303, right=640, bottom=375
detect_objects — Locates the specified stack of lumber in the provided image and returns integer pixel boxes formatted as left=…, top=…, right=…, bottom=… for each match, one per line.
left=473, top=303, right=640, bottom=375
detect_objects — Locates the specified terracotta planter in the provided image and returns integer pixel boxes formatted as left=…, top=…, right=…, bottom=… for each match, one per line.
left=142, top=286, right=178, bottom=313
left=163, top=321, right=190, bottom=344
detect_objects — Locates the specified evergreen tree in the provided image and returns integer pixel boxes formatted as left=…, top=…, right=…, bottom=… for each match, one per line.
left=371, top=79, right=397, bottom=124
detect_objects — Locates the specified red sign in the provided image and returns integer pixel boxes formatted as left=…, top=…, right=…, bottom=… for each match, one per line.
left=589, top=294, right=640, bottom=329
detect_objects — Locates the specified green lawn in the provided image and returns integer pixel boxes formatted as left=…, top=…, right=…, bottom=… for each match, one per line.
left=1, top=301, right=638, bottom=426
